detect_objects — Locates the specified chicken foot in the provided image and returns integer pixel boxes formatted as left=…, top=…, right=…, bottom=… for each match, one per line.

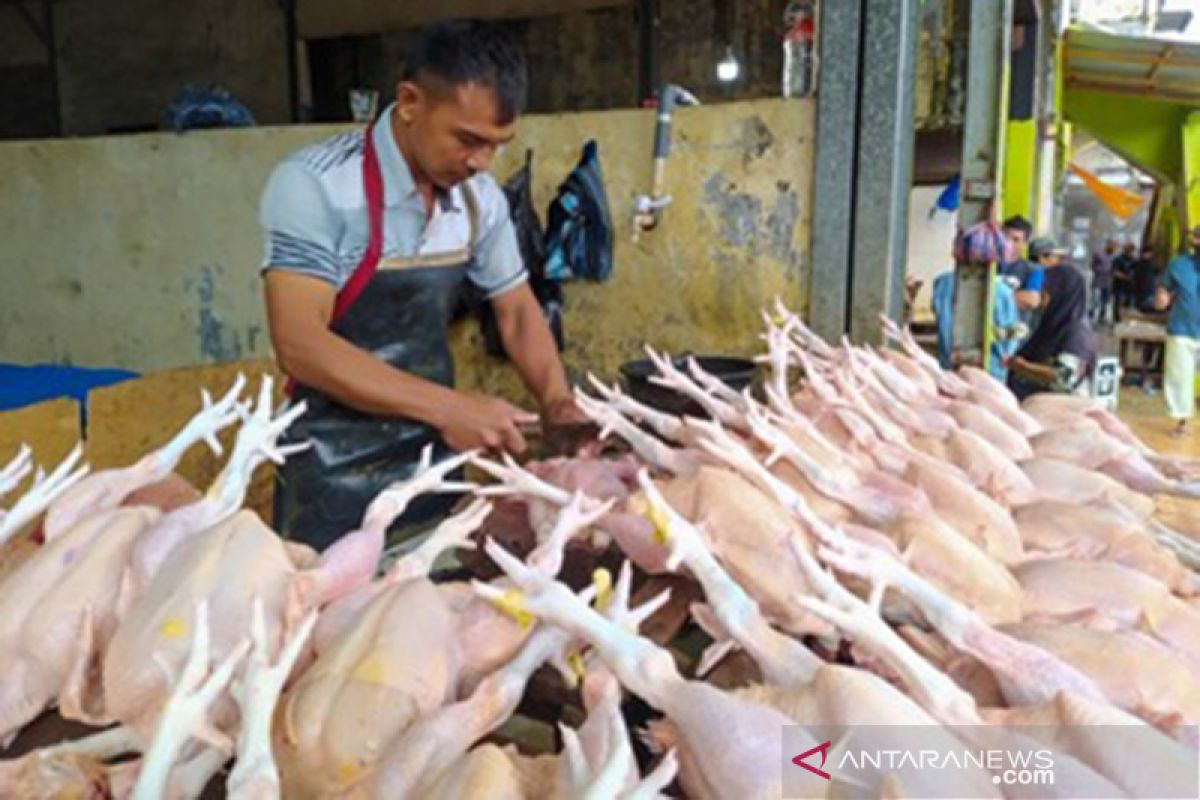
left=227, top=598, right=317, bottom=800
left=131, top=601, right=249, bottom=800
left=0, top=445, right=32, bottom=503
left=810, top=527, right=1111, bottom=708
left=43, top=374, right=246, bottom=540
left=130, top=376, right=308, bottom=586
left=575, top=388, right=701, bottom=475
left=476, top=540, right=814, bottom=800
left=632, top=468, right=820, bottom=686
left=368, top=618, right=581, bottom=797
left=0, top=444, right=87, bottom=548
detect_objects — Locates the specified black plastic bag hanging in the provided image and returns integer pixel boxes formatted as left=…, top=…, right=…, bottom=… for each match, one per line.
left=477, top=150, right=565, bottom=358
left=543, top=140, right=613, bottom=283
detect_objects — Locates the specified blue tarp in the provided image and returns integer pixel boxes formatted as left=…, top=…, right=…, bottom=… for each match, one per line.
left=0, top=364, right=138, bottom=412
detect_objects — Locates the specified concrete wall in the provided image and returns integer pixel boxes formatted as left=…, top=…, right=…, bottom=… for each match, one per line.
left=55, top=0, right=289, bottom=136
left=0, top=0, right=289, bottom=139
left=347, top=0, right=790, bottom=118
left=0, top=97, right=812, bottom=403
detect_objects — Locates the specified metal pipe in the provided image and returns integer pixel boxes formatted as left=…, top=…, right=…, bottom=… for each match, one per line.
left=634, top=83, right=700, bottom=237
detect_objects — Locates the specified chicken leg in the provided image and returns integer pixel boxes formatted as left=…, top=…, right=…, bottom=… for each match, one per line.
left=43, top=375, right=246, bottom=540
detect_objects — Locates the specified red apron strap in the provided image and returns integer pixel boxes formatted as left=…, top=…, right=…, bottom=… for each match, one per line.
left=332, top=124, right=387, bottom=323
left=285, top=123, right=385, bottom=397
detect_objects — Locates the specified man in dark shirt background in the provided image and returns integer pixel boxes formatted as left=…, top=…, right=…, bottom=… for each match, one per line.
left=1112, top=241, right=1136, bottom=321
left=1090, top=238, right=1116, bottom=325
left=1132, top=244, right=1159, bottom=311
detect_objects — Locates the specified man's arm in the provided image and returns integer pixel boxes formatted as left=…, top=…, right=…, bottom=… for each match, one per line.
left=1155, top=261, right=1177, bottom=311
left=1014, top=266, right=1044, bottom=310
left=490, top=283, right=579, bottom=420
left=1014, top=290, right=1041, bottom=310
left=265, top=271, right=457, bottom=420
left=1008, top=355, right=1058, bottom=386
left=265, top=272, right=534, bottom=451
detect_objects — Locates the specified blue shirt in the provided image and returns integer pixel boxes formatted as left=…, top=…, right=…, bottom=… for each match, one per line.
left=998, top=259, right=1043, bottom=291
left=258, top=105, right=527, bottom=299
left=930, top=269, right=1021, bottom=380
left=1161, top=253, right=1200, bottom=338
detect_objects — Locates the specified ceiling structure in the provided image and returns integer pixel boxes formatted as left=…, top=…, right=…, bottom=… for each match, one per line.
left=297, top=0, right=634, bottom=39
left=1063, top=25, right=1200, bottom=105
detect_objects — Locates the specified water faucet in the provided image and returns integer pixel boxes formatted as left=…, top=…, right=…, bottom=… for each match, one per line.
left=633, top=83, right=701, bottom=241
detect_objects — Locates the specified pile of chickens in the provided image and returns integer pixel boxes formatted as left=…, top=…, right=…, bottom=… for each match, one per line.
left=1, top=300, right=1199, bottom=799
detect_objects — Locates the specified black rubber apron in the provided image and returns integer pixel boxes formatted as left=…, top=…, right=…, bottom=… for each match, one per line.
left=274, top=122, right=477, bottom=550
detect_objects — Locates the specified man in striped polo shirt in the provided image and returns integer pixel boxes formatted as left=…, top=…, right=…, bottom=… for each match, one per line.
left=259, top=20, right=580, bottom=548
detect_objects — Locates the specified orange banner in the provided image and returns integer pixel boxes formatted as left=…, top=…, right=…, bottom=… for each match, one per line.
left=1068, top=163, right=1145, bottom=220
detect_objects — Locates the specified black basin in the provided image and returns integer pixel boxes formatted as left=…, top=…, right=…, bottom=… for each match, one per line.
left=619, top=354, right=758, bottom=417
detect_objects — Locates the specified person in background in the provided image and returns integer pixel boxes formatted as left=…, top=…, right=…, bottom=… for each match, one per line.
left=933, top=220, right=1025, bottom=380
left=1132, top=243, right=1159, bottom=312
left=999, top=215, right=1044, bottom=312
left=1007, top=237, right=1098, bottom=401
left=1112, top=241, right=1136, bottom=321
left=1090, top=238, right=1116, bottom=324
left=1155, top=225, right=1200, bottom=437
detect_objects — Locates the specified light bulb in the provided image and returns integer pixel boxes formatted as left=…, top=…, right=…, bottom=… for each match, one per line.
left=717, top=46, right=740, bottom=82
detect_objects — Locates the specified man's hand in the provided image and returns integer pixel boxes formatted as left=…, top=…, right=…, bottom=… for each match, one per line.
left=436, top=392, right=538, bottom=454
left=1155, top=286, right=1172, bottom=312
left=543, top=395, right=588, bottom=424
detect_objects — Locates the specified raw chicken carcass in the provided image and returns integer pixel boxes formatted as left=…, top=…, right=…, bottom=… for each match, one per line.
left=106, top=447, right=469, bottom=795
left=101, top=503, right=375, bottom=750
left=1031, top=425, right=1200, bottom=499
left=1012, top=500, right=1195, bottom=593
left=280, top=489, right=603, bottom=798
left=692, top=420, right=1023, bottom=624
left=476, top=541, right=826, bottom=800
left=1013, top=558, right=1200, bottom=670
left=982, top=690, right=1199, bottom=799
left=0, top=504, right=162, bottom=743
left=999, top=622, right=1200, bottom=743
left=372, top=568, right=677, bottom=800
left=1020, top=457, right=1156, bottom=517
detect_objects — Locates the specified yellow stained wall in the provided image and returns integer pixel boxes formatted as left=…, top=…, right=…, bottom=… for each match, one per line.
left=0, top=99, right=813, bottom=403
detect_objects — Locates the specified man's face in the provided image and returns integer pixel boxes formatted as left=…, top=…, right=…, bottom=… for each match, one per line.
left=1004, top=227, right=1028, bottom=254
left=396, top=80, right=516, bottom=190
left=1042, top=253, right=1062, bottom=268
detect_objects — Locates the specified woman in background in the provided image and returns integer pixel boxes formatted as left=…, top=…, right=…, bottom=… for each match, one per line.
left=1007, top=247, right=1097, bottom=401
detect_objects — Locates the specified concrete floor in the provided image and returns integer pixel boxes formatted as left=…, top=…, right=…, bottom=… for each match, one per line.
left=1117, top=386, right=1200, bottom=535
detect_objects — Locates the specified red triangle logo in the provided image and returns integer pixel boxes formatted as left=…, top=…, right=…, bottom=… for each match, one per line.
left=792, top=740, right=832, bottom=780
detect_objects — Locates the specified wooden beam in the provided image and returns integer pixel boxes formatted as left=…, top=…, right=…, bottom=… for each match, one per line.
left=1066, top=77, right=1200, bottom=105
left=1064, top=45, right=1200, bottom=71
left=298, top=0, right=633, bottom=39
left=1146, top=44, right=1175, bottom=81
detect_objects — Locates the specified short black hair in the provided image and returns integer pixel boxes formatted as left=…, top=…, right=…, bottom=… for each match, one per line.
left=402, top=19, right=528, bottom=123
left=1002, top=215, right=1033, bottom=237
